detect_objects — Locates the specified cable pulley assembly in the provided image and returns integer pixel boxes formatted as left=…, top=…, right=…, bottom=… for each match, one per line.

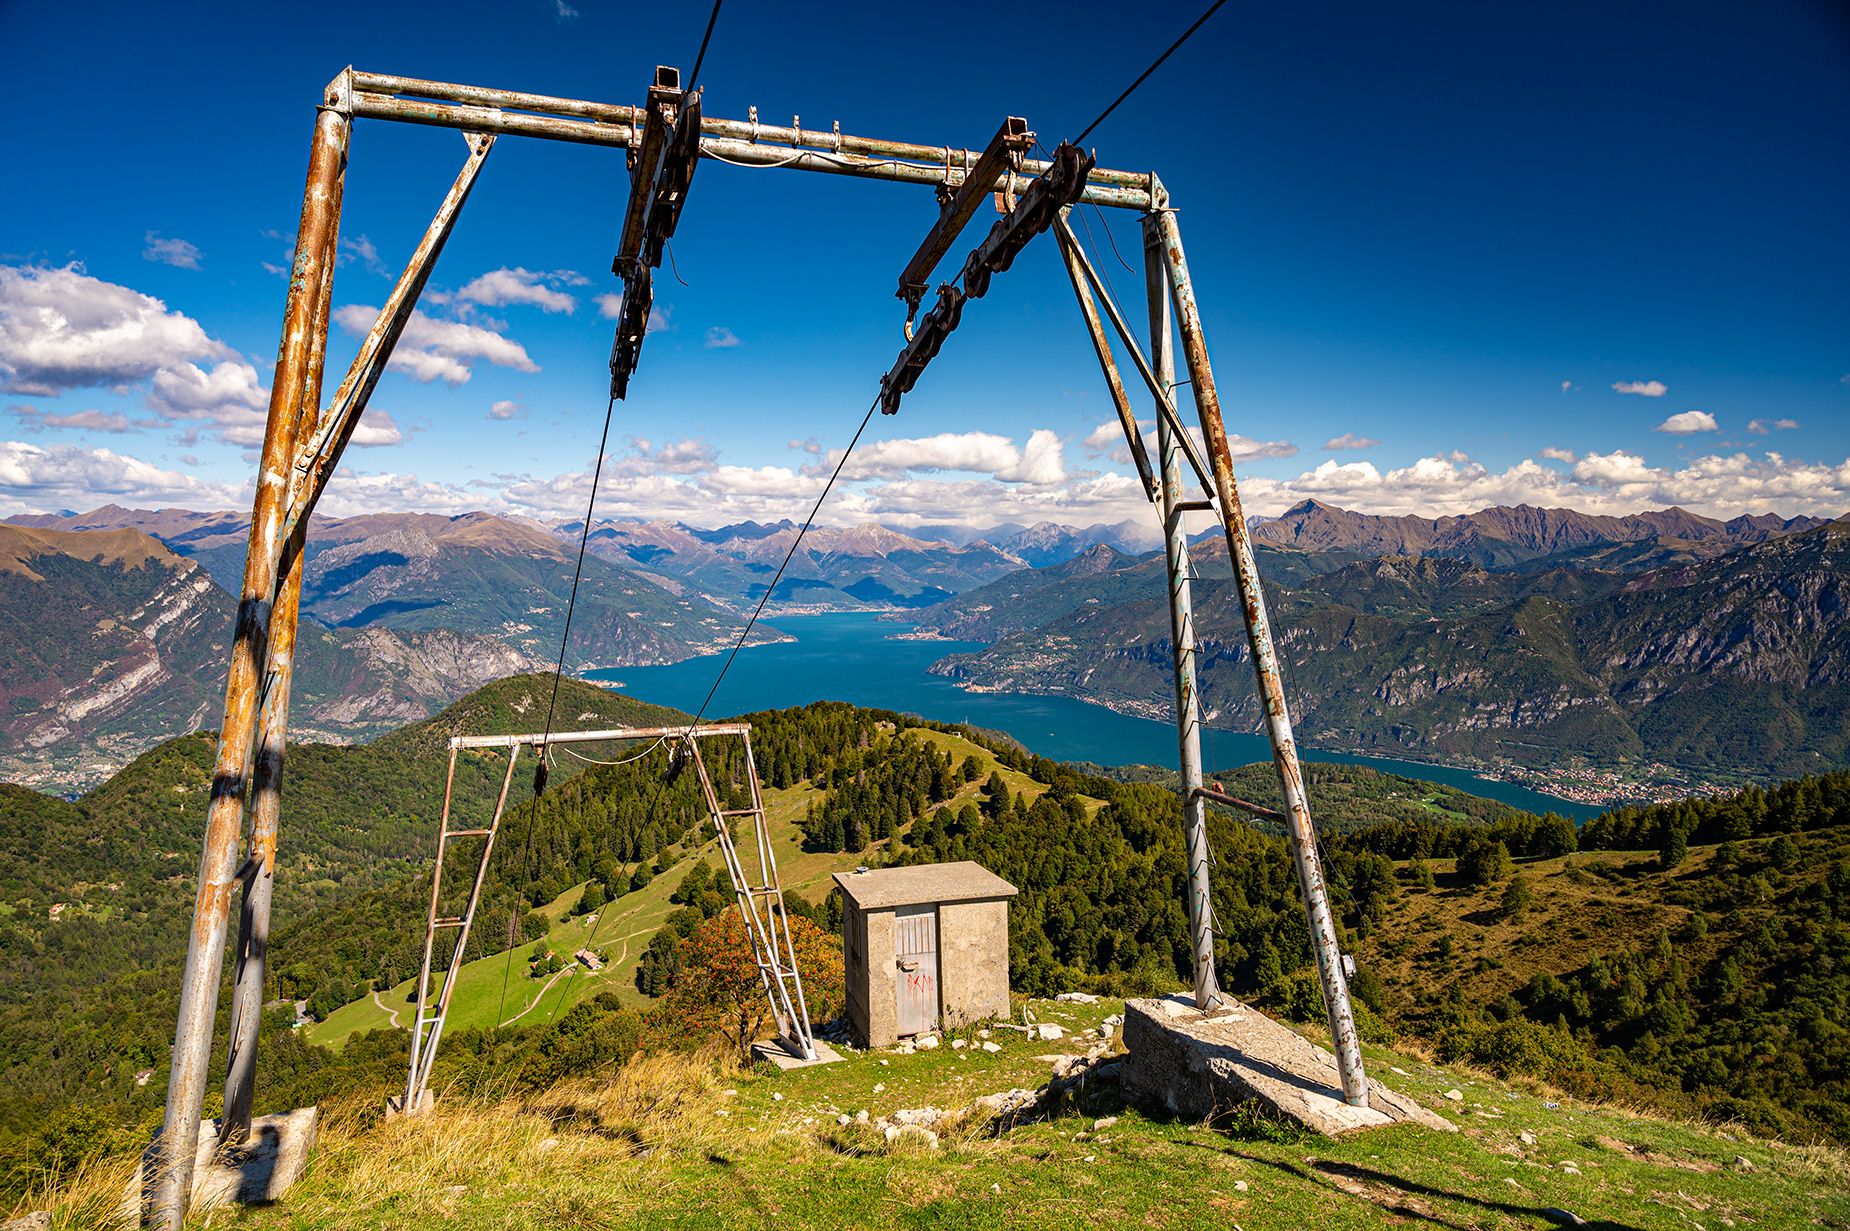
left=879, top=141, right=1094, bottom=414
left=609, top=67, right=704, bottom=399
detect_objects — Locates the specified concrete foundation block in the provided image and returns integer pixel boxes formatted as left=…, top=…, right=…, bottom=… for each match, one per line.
left=384, top=1089, right=434, bottom=1119
left=130, top=1107, right=319, bottom=1219
left=1122, top=995, right=1454, bottom=1136
left=751, top=1038, right=845, bottom=1070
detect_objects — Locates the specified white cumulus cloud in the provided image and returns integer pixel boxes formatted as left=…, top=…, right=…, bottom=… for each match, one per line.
left=454, top=267, right=583, bottom=313
left=143, top=233, right=202, bottom=270
left=1612, top=379, right=1668, bottom=397
left=1654, top=410, right=1719, bottom=434
left=1322, top=433, right=1380, bottom=451
left=334, top=306, right=538, bottom=384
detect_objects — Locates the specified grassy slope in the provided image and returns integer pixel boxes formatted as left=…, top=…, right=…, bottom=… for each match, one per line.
left=308, top=726, right=1087, bottom=1047
left=69, top=996, right=1842, bottom=1230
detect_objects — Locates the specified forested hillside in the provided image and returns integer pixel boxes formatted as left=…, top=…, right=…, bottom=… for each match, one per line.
left=4, top=679, right=1848, bottom=1203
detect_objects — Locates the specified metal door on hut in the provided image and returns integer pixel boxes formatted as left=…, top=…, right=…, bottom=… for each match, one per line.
left=894, top=904, right=939, bottom=1036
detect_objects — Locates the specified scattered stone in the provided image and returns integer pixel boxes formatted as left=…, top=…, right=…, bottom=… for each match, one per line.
left=1389, top=1066, right=1410, bottom=1077
left=722, top=1088, right=739, bottom=1098
left=2, top=1213, right=51, bottom=1231
left=536, top=1137, right=559, bottom=1153
left=854, top=1110, right=869, bottom=1124
left=883, top=1124, right=939, bottom=1148
left=1102, top=1013, right=1124, bottom=1026
left=838, top=1114, right=852, bottom=1126
left=879, top=1059, right=889, bottom=1067
left=1540, top=1208, right=1587, bottom=1227
left=772, top=1092, right=784, bottom=1101
left=891, top=1107, right=943, bottom=1127
left=981, top=1041, right=1002, bottom=1053
left=1034, top=1023, right=1066, bottom=1041
left=1098, top=1023, right=1115, bottom=1039
left=1233, top=1180, right=1249, bottom=1193
left=1056, top=992, right=1100, bottom=1004
left=951, top=1038, right=967, bottom=1050
left=446, top=1185, right=468, bottom=1196
left=715, top=1109, right=730, bottom=1117
left=1732, top=1155, right=1754, bottom=1171
left=1083, top=1154, right=1097, bottom=1163
left=1559, top=1164, right=1581, bottom=1176
left=1443, top=1089, right=1465, bottom=1102
left=1543, top=1100, right=1560, bottom=1110
left=1519, top=1130, right=1537, bottom=1145
left=1093, top=1116, right=1119, bottom=1130
left=873, top=1083, right=886, bottom=1094
left=916, top=1034, right=940, bottom=1050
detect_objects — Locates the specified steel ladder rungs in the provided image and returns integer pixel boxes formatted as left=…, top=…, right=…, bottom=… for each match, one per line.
left=444, top=827, right=493, bottom=838
left=432, top=916, right=467, bottom=927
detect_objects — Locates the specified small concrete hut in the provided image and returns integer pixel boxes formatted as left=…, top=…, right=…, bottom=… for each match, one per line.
left=832, top=861, right=1018, bottom=1048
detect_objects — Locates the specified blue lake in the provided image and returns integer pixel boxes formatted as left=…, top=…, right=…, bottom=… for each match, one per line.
left=586, top=611, right=1600, bottom=820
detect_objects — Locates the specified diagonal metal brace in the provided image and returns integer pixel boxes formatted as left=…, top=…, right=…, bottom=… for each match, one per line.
left=1053, top=211, right=1216, bottom=499
left=283, top=130, right=495, bottom=547
left=880, top=142, right=1093, bottom=415
left=1054, top=223, right=1157, bottom=502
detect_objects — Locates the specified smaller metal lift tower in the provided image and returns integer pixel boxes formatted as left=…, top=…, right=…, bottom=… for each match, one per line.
left=399, top=722, right=818, bottom=1116
left=148, top=66, right=1369, bottom=1229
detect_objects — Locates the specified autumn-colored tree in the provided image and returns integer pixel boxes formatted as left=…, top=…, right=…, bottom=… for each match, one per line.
left=654, top=907, right=845, bottom=1059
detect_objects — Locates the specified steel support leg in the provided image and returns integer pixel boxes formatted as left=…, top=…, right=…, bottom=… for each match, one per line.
left=149, top=85, right=351, bottom=1230
left=221, top=115, right=347, bottom=1142
left=1153, top=207, right=1369, bottom=1107
left=1142, top=216, right=1223, bottom=1011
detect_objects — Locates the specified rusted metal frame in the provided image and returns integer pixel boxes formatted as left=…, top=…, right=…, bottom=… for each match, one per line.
left=1142, top=215, right=1223, bottom=1012
left=403, top=746, right=459, bottom=1111
left=150, top=83, right=351, bottom=1231
left=347, top=70, right=1152, bottom=190
left=1153, top=206, right=1369, bottom=1108
left=879, top=143, right=1093, bottom=415
left=1191, top=785, right=1287, bottom=825
left=448, top=723, right=750, bottom=750
left=687, top=737, right=811, bottom=1055
left=1056, top=217, right=1157, bottom=503
left=1053, top=212, right=1217, bottom=498
left=284, top=131, right=496, bottom=545
left=220, top=128, right=349, bottom=1143
left=744, top=729, right=817, bottom=1059
left=346, top=87, right=1152, bottom=210
left=896, top=116, right=1032, bottom=313
left=407, top=744, right=520, bottom=1109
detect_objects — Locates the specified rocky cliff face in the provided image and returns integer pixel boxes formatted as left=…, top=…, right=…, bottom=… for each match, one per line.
left=0, top=525, right=545, bottom=790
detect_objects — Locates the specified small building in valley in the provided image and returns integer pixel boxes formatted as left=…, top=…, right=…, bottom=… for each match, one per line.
left=832, top=861, right=1018, bottom=1048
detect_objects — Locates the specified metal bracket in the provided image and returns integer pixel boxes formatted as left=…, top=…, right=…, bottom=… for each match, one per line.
left=896, top=116, right=1032, bottom=314
left=609, top=66, right=702, bottom=400
left=879, top=141, right=1092, bottom=415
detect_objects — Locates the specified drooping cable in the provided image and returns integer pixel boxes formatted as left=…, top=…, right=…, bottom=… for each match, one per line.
left=520, top=391, right=883, bottom=1044
left=679, top=392, right=881, bottom=732
left=537, top=392, right=621, bottom=774
left=687, top=0, right=725, bottom=91
left=1072, top=0, right=1229, bottom=146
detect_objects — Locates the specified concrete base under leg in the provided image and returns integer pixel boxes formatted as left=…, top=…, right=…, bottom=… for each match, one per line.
left=750, top=1038, right=845, bottom=1070
left=384, top=1089, right=433, bottom=1119
left=130, top=1107, right=319, bottom=1220
left=1123, top=995, right=1454, bottom=1136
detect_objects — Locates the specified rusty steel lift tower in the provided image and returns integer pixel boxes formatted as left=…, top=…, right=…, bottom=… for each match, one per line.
left=147, top=66, right=1366, bottom=1229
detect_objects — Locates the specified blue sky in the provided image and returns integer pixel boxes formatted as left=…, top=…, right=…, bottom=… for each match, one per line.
left=2, top=0, right=1847, bottom=530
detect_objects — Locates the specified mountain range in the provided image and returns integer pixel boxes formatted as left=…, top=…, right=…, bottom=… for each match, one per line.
left=5, top=498, right=1844, bottom=792
left=920, top=514, right=1849, bottom=783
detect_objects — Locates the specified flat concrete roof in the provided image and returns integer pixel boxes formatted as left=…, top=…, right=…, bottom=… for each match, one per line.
left=832, top=861, right=1019, bottom=910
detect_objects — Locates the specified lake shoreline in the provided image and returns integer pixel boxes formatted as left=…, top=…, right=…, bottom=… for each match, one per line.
left=586, top=611, right=1606, bottom=820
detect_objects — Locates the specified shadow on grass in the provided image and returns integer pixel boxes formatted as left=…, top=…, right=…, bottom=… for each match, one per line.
left=1263, top=1148, right=1642, bottom=1230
